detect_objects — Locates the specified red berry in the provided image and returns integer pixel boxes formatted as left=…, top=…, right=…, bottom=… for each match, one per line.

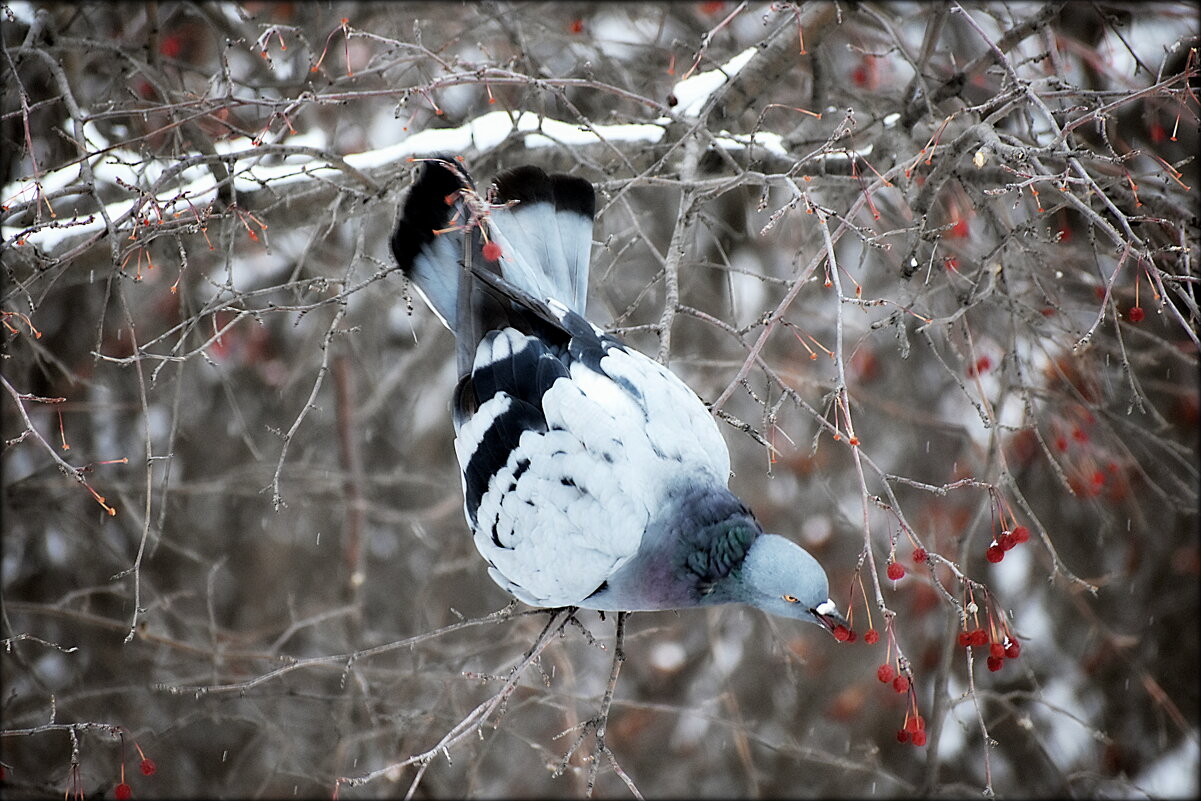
left=999, top=532, right=1017, bottom=551
left=864, top=628, right=880, bottom=645
left=957, top=631, right=971, bottom=648
left=115, top=784, right=133, bottom=801
left=892, top=675, right=910, bottom=693
left=987, top=655, right=1003, bottom=672
left=1005, top=641, right=1021, bottom=659
left=845, top=628, right=858, bottom=643
left=140, top=758, right=156, bottom=776
left=969, top=629, right=988, bottom=647
left=912, top=730, right=927, bottom=746
left=912, top=547, right=927, bottom=563
left=990, top=643, right=1005, bottom=659
left=877, top=663, right=895, bottom=683
left=887, top=562, right=905, bottom=581
left=896, top=728, right=910, bottom=743
left=986, top=544, right=1005, bottom=563
left=832, top=624, right=851, bottom=641
left=1012, top=525, right=1030, bottom=544
left=159, top=34, right=183, bottom=59
left=904, top=715, right=923, bottom=733
left=1128, top=306, right=1145, bottom=323
left=481, top=241, right=503, bottom=262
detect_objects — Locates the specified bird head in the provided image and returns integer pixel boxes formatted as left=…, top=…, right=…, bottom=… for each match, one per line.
left=736, top=534, right=848, bottom=634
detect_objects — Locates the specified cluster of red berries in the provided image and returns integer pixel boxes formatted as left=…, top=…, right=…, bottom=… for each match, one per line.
left=113, top=758, right=157, bottom=799
left=886, top=545, right=933, bottom=581
left=875, top=662, right=911, bottom=693
left=875, top=664, right=925, bottom=746
left=874, top=664, right=924, bottom=746
left=831, top=625, right=881, bottom=645
left=896, top=714, right=927, bottom=746
left=841, top=573, right=926, bottom=747
left=958, top=628, right=1021, bottom=672
left=985, top=525, right=1030, bottom=563
left=113, top=737, right=157, bottom=800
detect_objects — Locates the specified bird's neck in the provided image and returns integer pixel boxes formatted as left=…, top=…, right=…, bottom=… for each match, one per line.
left=585, top=482, right=761, bottom=611
left=675, top=506, right=762, bottom=603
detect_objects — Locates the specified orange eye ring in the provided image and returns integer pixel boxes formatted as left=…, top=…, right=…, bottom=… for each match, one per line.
left=782, top=594, right=799, bottom=603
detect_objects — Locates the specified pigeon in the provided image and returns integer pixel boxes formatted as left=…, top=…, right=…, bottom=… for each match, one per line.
left=392, top=156, right=847, bottom=635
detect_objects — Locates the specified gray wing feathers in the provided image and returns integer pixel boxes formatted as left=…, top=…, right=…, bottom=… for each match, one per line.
left=594, top=347, right=731, bottom=482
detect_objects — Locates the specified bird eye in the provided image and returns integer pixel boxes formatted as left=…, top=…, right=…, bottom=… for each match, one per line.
left=782, top=594, right=799, bottom=604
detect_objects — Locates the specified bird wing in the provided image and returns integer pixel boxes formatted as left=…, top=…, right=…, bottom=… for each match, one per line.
left=454, top=294, right=731, bottom=607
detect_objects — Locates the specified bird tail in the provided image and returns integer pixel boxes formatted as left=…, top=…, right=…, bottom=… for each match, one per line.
left=391, top=157, right=596, bottom=374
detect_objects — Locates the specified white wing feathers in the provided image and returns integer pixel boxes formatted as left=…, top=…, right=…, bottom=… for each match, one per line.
left=588, top=346, right=731, bottom=482
left=459, top=327, right=730, bottom=607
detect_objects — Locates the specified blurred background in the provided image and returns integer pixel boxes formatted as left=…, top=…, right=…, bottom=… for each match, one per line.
left=2, top=2, right=1198, bottom=797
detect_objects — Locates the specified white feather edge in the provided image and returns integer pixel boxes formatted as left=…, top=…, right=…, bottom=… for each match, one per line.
left=595, top=346, right=731, bottom=482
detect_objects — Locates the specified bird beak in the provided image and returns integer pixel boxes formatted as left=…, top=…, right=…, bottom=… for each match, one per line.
left=811, top=598, right=849, bottom=637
